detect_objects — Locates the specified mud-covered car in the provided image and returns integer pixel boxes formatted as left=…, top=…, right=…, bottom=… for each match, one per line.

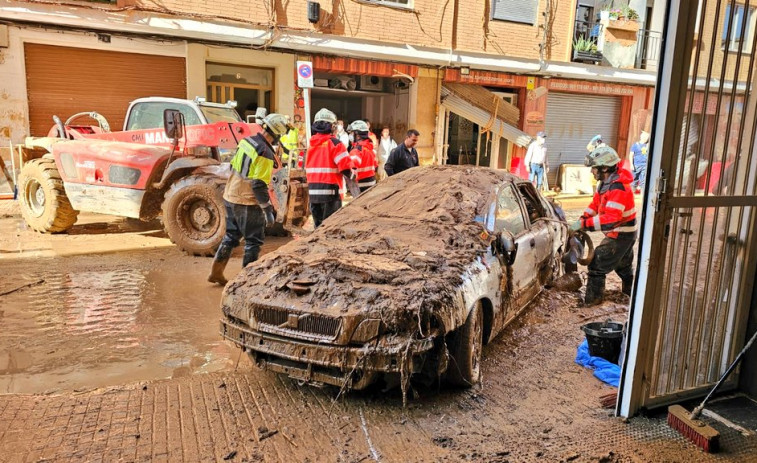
left=220, top=165, right=569, bottom=394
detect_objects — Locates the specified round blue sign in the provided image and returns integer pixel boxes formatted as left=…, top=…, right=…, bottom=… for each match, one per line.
left=298, top=64, right=312, bottom=78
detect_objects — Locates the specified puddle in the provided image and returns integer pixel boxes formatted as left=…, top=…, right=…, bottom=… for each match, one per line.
left=0, top=264, right=236, bottom=394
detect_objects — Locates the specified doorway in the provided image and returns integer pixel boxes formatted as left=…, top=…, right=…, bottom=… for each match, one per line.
left=206, top=63, right=275, bottom=120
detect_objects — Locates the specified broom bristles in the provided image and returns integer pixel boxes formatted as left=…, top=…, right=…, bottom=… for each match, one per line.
left=667, top=405, right=720, bottom=453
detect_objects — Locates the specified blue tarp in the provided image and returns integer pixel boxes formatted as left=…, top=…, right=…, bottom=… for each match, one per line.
left=575, top=339, right=621, bottom=387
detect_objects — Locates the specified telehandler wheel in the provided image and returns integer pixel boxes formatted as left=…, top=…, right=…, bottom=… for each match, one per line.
left=445, top=302, right=483, bottom=388
left=162, top=175, right=226, bottom=256
left=18, top=159, right=78, bottom=233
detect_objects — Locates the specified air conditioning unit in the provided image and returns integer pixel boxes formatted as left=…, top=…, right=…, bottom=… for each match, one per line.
left=360, top=75, right=384, bottom=92
left=314, top=78, right=330, bottom=88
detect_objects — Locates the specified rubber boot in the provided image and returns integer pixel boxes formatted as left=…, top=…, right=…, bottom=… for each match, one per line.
left=242, top=248, right=259, bottom=268
left=584, top=278, right=605, bottom=306
left=621, top=277, right=633, bottom=297
left=208, top=244, right=233, bottom=285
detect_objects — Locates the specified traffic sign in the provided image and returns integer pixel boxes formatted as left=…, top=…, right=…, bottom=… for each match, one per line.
left=297, top=61, right=314, bottom=88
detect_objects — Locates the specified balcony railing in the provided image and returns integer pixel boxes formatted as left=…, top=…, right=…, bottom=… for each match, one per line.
left=636, top=29, right=662, bottom=70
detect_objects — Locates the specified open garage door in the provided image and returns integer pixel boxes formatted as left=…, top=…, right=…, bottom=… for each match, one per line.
left=24, top=44, right=186, bottom=136
left=545, top=92, right=620, bottom=186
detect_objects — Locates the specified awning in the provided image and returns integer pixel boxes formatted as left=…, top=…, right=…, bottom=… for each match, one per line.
left=441, top=85, right=532, bottom=148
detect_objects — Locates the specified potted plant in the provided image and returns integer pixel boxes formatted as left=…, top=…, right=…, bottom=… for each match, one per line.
left=573, top=36, right=603, bottom=63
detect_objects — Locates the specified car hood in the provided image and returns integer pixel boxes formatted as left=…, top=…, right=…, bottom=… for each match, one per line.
left=222, top=166, right=507, bottom=338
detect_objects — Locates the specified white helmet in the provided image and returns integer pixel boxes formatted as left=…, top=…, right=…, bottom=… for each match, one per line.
left=262, top=113, right=290, bottom=139
left=585, top=145, right=621, bottom=168
left=347, top=120, right=369, bottom=132
left=314, top=108, right=337, bottom=124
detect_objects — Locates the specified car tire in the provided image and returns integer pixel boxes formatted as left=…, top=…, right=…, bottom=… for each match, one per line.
left=18, top=158, right=78, bottom=233
left=446, top=302, right=483, bottom=387
left=162, top=174, right=226, bottom=256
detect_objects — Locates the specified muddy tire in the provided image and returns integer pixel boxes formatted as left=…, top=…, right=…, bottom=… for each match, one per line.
left=18, top=158, right=78, bottom=233
left=446, top=302, right=483, bottom=387
left=162, top=175, right=226, bottom=256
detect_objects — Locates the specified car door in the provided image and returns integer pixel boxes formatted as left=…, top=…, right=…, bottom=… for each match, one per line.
left=494, top=182, right=539, bottom=318
left=516, top=181, right=557, bottom=279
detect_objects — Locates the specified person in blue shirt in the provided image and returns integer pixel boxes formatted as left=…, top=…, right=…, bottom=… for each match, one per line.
left=630, top=131, right=650, bottom=193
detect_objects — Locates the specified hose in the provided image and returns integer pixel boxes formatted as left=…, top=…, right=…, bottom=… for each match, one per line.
left=536, top=218, right=595, bottom=265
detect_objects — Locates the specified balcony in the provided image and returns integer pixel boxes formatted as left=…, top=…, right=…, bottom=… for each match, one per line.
left=572, top=17, right=661, bottom=71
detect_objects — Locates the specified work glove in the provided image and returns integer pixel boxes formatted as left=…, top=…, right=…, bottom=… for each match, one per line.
left=350, top=168, right=358, bottom=180
left=569, top=218, right=583, bottom=232
left=261, top=204, right=275, bottom=227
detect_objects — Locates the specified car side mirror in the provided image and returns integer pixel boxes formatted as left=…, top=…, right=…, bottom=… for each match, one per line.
left=163, top=109, right=185, bottom=140
left=498, top=234, right=518, bottom=266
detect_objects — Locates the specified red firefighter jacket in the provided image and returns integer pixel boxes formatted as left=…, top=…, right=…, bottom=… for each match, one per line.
left=581, top=168, right=637, bottom=239
left=306, top=133, right=352, bottom=203
left=351, top=139, right=378, bottom=189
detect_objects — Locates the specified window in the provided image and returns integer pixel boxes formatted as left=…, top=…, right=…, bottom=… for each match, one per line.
left=495, top=185, right=527, bottom=235
left=125, top=102, right=202, bottom=131
left=722, top=4, right=756, bottom=53
left=362, top=0, right=412, bottom=8
left=517, top=183, right=547, bottom=224
left=491, top=0, right=539, bottom=25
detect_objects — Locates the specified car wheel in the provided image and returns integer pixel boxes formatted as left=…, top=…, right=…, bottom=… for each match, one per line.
left=162, top=174, right=226, bottom=256
left=18, top=158, right=78, bottom=233
left=446, top=302, right=483, bottom=387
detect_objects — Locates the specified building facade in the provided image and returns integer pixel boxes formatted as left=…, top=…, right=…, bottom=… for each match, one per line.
left=0, top=0, right=662, bottom=190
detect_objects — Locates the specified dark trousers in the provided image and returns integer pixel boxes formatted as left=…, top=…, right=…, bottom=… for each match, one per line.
left=215, top=200, right=266, bottom=267
left=588, top=235, right=635, bottom=292
left=310, top=199, right=342, bottom=228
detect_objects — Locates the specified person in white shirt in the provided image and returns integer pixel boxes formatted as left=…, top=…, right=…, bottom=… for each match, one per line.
left=335, top=120, right=350, bottom=149
left=525, top=131, right=549, bottom=191
left=376, top=127, right=397, bottom=181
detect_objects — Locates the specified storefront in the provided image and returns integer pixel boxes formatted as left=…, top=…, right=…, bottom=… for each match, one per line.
left=306, top=56, right=418, bottom=143
left=437, top=69, right=654, bottom=192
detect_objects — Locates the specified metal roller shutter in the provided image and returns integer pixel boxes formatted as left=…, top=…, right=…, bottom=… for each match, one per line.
left=545, top=92, right=621, bottom=185
left=24, top=44, right=187, bottom=137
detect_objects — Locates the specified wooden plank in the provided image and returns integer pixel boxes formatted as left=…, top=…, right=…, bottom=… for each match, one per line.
left=442, top=82, right=519, bottom=126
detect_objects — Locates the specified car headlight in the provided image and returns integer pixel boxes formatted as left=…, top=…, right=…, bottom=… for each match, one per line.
left=350, top=319, right=382, bottom=343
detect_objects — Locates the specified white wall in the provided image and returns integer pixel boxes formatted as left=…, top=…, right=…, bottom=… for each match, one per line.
left=186, top=44, right=294, bottom=119
left=0, top=25, right=186, bottom=145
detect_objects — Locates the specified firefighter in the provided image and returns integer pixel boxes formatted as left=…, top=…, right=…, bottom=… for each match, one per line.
left=347, top=120, right=378, bottom=194
left=279, top=117, right=299, bottom=165
left=306, top=108, right=354, bottom=228
left=208, top=113, right=291, bottom=285
left=570, top=146, right=637, bottom=306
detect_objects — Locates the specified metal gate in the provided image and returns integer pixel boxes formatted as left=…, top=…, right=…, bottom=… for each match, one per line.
left=544, top=92, right=621, bottom=185
left=619, top=0, right=757, bottom=415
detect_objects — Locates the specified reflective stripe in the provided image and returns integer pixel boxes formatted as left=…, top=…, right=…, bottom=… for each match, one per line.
left=309, top=189, right=339, bottom=195
left=334, top=152, right=349, bottom=164
left=593, top=218, right=602, bottom=231
left=356, top=167, right=375, bottom=172
left=585, top=208, right=596, bottom=215
left=306, top=167, right=340, bottom=174
left=623, top=208, right=636, bottom=217
left=606, top=201, right=624, bottom=211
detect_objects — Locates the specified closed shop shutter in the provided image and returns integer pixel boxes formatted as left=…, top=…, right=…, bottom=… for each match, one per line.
left=491, top=0, right=538, bottom=25
left=545, top=92, right=621, bottom=185
left=24, top=44, right=186, bottom=136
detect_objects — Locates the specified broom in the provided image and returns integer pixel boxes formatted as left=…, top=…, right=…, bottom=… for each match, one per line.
left=668, top=328, right=757, bottom=452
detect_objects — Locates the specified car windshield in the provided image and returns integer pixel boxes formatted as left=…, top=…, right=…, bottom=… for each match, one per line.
left=200, top=105, right=242, bottom=123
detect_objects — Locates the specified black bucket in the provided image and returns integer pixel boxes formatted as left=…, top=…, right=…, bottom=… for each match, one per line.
left=581, top=321, right=624, bottom=364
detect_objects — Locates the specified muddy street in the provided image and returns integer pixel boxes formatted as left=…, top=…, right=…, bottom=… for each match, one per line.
left=0, top=200, right=751, bottom=462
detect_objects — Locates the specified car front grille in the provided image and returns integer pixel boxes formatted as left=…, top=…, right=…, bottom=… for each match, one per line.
left=253, top=304, right=341, bottom=340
